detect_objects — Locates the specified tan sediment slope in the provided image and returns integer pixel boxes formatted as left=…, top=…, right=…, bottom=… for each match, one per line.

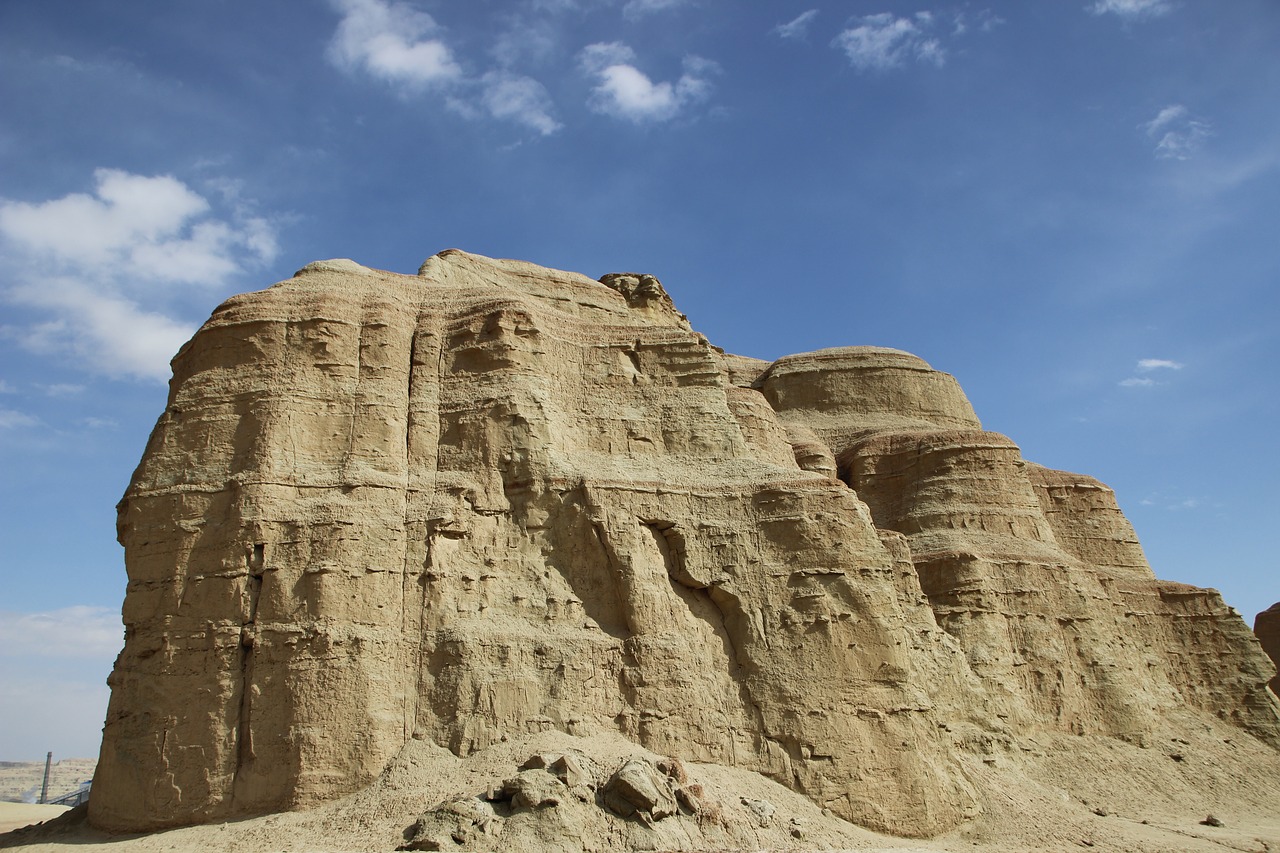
left=74, top=251, right=1279, bottom=850
left=0, top=803, right=69, bottom=835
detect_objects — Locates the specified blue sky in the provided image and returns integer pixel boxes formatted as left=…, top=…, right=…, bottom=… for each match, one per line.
left=1, top=0, right=1277, bottom=762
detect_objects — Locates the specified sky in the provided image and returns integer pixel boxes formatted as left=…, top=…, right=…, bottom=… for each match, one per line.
left=0, top=0, right=1277, bottom=763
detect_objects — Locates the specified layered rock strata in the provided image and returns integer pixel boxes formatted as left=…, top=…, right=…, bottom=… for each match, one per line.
left=92, top=250, right=1280, bottom=839
left=1257, top=603, right=1280, bottom=695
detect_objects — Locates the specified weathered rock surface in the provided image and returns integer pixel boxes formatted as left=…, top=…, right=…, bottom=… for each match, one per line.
left=1256, top=603, right=1280, bottom=695
left=91, top=250, right=1280, bottom=842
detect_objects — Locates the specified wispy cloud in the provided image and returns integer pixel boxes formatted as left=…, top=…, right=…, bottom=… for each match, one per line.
left=479, top=73, right=562, bottom=135
left=0, top=169, right=277, bottom=381
left=1088, top=0, right=1171, bottom=20
left=0, top=379, right=14, bottom=394
left=774, top=10, right=819, bottom=40
left=952, top=8, right=1004, bottom=35
left=833, top=12, right=946, bottom=71
left=449, top=73, right=562, bottom=136
left=1143, top=104, right=1211, bottom=160
left=489, top=16, right=561, bottom=68
left=327, top=0, right=561, bottom=136
left=327, top=0, right=461, bottom=89
left=0, top=606, right=121, bottom=659
left=40, top=383, right=85, bottom=397
left=1139, top=493, right=1204, bottom=511
left=622, top=0, right=690, bottom=20
left=0, top=408, right=40, bottom=429
left=1119, top=357, right=1183, bottom=387
left=579, top=42, right=717, bottom=123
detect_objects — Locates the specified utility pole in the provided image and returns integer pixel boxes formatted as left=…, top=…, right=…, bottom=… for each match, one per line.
left=39, top=752, right=52, bottom=804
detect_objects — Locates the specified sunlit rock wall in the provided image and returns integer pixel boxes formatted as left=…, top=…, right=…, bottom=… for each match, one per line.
left=92, top=250, right=1280, bottom=837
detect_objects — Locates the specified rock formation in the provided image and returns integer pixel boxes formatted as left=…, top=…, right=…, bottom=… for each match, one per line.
left=1257, top=603, right=1280, bottom=695
left=90, top=250, right=1280, bottom=841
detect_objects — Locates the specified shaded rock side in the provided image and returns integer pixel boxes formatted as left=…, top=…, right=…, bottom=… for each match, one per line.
left=1256, top=603, right=1280, bottom=695
left=92, top=250, right=1280, bottom=839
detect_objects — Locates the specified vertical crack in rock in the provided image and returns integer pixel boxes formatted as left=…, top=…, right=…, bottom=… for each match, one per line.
left=399, top=323, right=417, bottom=744
left=234, top=542, right=265, bottom=793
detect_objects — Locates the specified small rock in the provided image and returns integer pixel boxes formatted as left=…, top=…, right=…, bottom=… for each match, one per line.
left=519, top=753, right=555, bottom=771
left=657, top=756, right=688, bottom=785
left=602, top=758, right=678, bottom=823
left=400, top=797, right=502, bottom=851
left=675, top=784, right=702, bottom=814
left=740, top=797, right=775, bottom=828
left=552, top=752, right=594, bottom=788
left=501, top=769, right=565, bottom=809
left=1092, top=807, right=1108, bottom=817
left=1169, top=753, right=1184, bottom=762
left=1201, top=814, right=1224, bottom=827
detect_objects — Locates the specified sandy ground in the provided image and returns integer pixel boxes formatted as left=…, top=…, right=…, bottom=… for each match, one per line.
left=2, top=726, right=1277, bottom=852
left=0, top=805, right=69, bottom=836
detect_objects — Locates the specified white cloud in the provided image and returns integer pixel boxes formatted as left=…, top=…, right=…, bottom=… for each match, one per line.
left=1137, top=358, right=1183, bottom=371
left=0, top=379, right=14, bottom=393
left=328, top=0, right=563, bottom=136
left=490, top=17, right=560, bottom=68
left=952, top=8, right=1004, bottom=35
left=774, top=10, right=819, bottom=40
left=480, top=72, right=562, bottom=135
left=0, top=169, right=277, bottom=381
left=0, top=408, right=39, bottom=429
left=1140, top=491, right=1209, bottom=512
left=9, top=280, right=197, bottom=381
left=1120, top=358, right=1183, bottom=387
left=1142, top=104, right=1211, bottom=160
left=1088, top=0, right=1171, bottom=19
left=1, top=170, right=207, bottom=279
left=327, top=0, right=461, bottom=89
left=41, top=383, right=85, bottom=397
left=622, top=0, right=689, bottom=20
left=579, top=42, right=717, bottom=123
left=0, top=606, right=121, bottom=660
left=0, top=169, right=275, bottom=287
left=833, top=12, right=946, bottom=71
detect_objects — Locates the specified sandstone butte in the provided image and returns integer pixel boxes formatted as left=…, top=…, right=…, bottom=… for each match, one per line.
left=88, top=250, right=1280, bottom=848
left=1257, top=603, right=1280, bottom=696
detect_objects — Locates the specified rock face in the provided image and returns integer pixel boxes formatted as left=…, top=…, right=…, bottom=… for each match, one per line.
left=91, top=250, right=1280, bottom=838
left=1257, top=603, right=1280, bottom=695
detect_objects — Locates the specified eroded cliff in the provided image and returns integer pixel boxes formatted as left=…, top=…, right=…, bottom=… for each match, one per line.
left=91, top=250, right=1280, bottom=842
